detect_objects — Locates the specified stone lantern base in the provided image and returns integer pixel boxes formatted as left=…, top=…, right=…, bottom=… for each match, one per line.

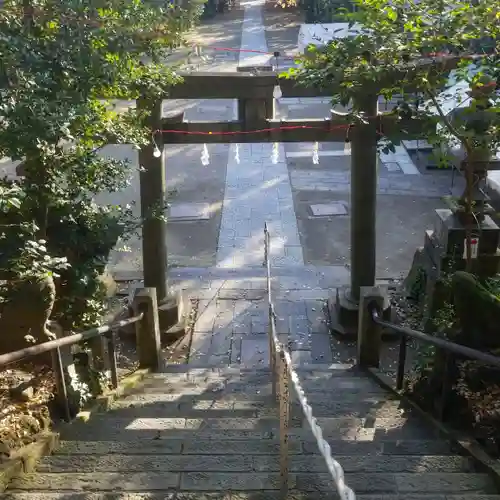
left=405, top=208, right=500, bottom=330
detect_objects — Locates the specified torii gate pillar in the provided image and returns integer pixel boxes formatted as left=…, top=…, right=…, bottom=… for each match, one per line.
left=329, top=94, right=391, bottom=338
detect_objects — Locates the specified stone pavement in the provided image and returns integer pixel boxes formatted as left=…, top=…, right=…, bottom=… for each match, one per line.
left=166, top=264, right=413, bottom=369
left=216, top=0, right=303, bottom=268
left=173, top=265, right=350, bottom=367
left=216, top=143, right=304, bottom=268
left=239, top=0, right=272, bottom=68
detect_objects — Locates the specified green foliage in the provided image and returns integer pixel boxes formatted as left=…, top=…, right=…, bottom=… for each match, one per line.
left=485, top=275, right=500, bottom=299
left=0, top=0, right=196, bottom=330
left=288, top=0, right=500, bottom=153
left=300, top=0, right=352, bottom=23
left=0, top=184, right=69, bottom=283
left=408, top=265, right=426, bottom=302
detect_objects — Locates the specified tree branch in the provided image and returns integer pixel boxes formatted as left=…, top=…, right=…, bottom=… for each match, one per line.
left=424, top=84, right=470, bottom=150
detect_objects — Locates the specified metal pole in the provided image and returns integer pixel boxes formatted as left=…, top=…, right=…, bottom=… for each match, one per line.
left=52, top=347, right=71, bottom=422
left=107, top=330, right=119, bottom=389
left=350, top=95, right=379, bottom=302
left=264, top=225, right=277, bottom=397
left=396, top=334, right=407, bottom=391
left=278, top=350, right=290, bottom=499
left=269, top=305, right=277, bottom=399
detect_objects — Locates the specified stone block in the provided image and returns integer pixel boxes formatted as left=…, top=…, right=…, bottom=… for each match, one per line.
left=289, top=349, right=311, bottom=366
left=230, top=336, right=242, bottom=363
left=180, top=471, right=296, bottom=490
left=357, top=286, right=386, bottom=368
left=240, top=336, right=269, bottom=367
left=287, top=334, right=311, bottom=351
left=328, top=286, right=359, bottom=339
left=288, top=314, right=310, bottom=338
left=434, top=209, right=500, bottom=256
left=232, top=313, right=252, bottom=335
left=210, top=331, right=232, bottom=356
left=250, top=313, right=268, bottom=334
left=311, top=333, right=333, bottom=363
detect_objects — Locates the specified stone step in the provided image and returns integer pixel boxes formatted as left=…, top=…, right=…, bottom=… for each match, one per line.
left=143, top=375, right=371, bottom=390
left=54, top=438, right=458, bottom=456
left=65, top=415, right=430, bottom=432
left=139, top=376, right=384, bottom=392
left=113, top=387, right=390, bottom=406
left=151, top=365, right=366, bottom=378
left=37, top=453, right=469, bottom=474
left=106, top=397, right=404, bottom=418
left=5, top=494, right=500, bottom=500
left=59, top=416, right=435, bottom=441
left=157, top=364, right=361, bottom=376
left=8, top=472, right=495, bottom=493
left=120, top=382, right=387, bottom=400
left=112, top=390, right=389, bottom=408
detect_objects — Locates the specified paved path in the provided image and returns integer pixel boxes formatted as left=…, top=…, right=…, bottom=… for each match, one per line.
left=239, top=0, right=272, bottom=68
left=216, top=0, right=304, bottom=268
left=217, top=142, right=304, bottom=267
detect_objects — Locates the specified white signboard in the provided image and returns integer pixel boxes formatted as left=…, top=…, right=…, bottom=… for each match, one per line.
left=463, top=237, right=479, bottom=259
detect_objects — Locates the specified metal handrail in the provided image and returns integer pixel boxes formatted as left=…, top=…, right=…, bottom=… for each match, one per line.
left=264, top=223, right=356, bottom=500
left=372, top=308, right=500, bottom=369
left=370, top=304, right=500, bottom=420
left=0, top=314, right=143, bottom=368
left=0, top=310, right=144, bottom=422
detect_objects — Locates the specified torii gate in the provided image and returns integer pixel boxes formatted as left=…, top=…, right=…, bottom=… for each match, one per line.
left=135, top=65, right=451, bottom=333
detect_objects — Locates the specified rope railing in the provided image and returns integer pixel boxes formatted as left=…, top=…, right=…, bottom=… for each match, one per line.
left=263, top=223, right=356, bottom=500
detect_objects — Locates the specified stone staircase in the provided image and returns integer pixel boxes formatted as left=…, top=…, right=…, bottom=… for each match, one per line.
left=5, top=364, right=500, bottom=499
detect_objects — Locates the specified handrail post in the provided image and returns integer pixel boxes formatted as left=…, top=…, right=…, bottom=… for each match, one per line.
left=269, top=305, right=277, bottom=399
left=264, top=224, right=277, bottom=398
left=396, top=334, right=407, bottom=391
left=48, top=322, right=73, bottom=422
left=107, top=328, right=119, bottom=389
left=357, top=286, right=384, bottom=368
left=52, top=346, right=71, bottom=422
left=438, top=350, right=454, bottom=421
left=133, top=287, right=162, bottom=371
left=278, top=349, right=290, bottom=499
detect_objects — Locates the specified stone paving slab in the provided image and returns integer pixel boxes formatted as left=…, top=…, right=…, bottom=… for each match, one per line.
left=56, top=423, right=378, bottom=441
left=163, top=264, right=353, bottom=368
left=12, top=472, right=491, bottom=493
left=53, top=437, right=457, bottom=457
left=297, top=473, right=494, bottom=493
left=187, top=295, right=333, bottom=367
left=105, top=398, right=404, bottom=419
left=38, top=453, right=466, bottom=474
left=216, top=143, right=303, bottom=268
left=6, top=493, right=500, bottom=500
left=9, top=472, right=180, bottom=491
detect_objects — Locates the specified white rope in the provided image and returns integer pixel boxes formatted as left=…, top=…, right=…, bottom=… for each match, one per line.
left=270, top=324, right=356, bottom=500
left=264, top=223, right=356, bottom=500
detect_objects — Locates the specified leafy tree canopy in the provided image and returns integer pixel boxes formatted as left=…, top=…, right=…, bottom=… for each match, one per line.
left=0, top=0, right=198, bottom=330
left=289, top=0, right=499, bottom=152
